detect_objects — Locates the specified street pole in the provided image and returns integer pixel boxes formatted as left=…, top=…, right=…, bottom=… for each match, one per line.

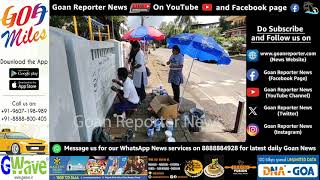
left=88, top=16, right=93, bottom=40
left=111, top=16, right=115, bottom=39
left=231, top=101, right=244, bottom=133
left=72, top=16, right=78, bottom=36
left=179, top=58, right=195, bottom=112
left=141, top=16, right=144, bottom=26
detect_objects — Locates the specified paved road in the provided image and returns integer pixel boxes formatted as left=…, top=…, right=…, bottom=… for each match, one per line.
left=151, top=48, right=246, bottom=141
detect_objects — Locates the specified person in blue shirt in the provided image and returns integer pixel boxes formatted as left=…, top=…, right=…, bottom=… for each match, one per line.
left=166, top=45, right=184, bottom=102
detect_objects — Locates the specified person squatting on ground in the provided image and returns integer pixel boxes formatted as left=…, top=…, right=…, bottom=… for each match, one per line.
left=111, top=68, right=140, bottom=114
left=131, top=41, right=148, bottom=101
left=167, top=45, right=184, bottom=103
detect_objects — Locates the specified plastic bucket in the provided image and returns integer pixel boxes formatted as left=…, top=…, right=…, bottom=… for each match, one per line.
left=155, top=120, right=161, bottom=132
left=167, top=137, right=176, bottom=142
left=147, top=127, right=154, bottom=137
left=165, top=130, right=172, bottom=138
left=166, top=120, right=174, bottom=131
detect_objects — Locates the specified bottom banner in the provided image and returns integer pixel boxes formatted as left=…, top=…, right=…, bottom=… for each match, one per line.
left=50, top=156, right=148, bottom=180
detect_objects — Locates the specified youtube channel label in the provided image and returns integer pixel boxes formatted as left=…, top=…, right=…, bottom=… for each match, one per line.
left=202, top=3, right=212, bottom=11
left=247, top=87, right=260, bottom=97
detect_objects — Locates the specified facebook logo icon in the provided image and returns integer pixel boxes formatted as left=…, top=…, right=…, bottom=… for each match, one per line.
left=290, top=4, right=299, bottom=13
left=247, top=69, right=259, bottom=81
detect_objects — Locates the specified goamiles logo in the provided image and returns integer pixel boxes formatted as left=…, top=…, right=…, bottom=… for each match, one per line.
left=1, top=156, right=47, bottom=175
left=258, top=164, right=318, bottom=178
left=0, top=3, right=48, bottom=48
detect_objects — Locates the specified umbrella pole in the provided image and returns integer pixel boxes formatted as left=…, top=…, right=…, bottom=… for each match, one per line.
left=179, top=58, right=195, bottom=112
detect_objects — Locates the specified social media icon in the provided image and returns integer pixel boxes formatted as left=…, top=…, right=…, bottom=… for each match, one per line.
left=52, top=144, right=62, bottom=154
left=249, top=106, right=258, bottom=116
left=290, top=3, right=300, bottom=13
left=304, top=2, right=319, bottom=15
left=247, top=87, right=260, bottom=97
left=247, top=69, right=259, bottom=81
left=247, top=49, right=259, bottom=62
left=202, top=4, right=213, bottom=11
left=247, top=123, right=259, bottom=136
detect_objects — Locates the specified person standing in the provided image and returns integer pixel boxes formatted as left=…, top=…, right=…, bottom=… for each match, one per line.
left=167, top=45, right=184, bottom=103
left=131, top=41, right=148, bottom=101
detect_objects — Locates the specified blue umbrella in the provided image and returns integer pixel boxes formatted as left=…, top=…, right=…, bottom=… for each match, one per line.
left=167, top=33, right=231, bottom=65
left=167, top=33, right=232, bottom=109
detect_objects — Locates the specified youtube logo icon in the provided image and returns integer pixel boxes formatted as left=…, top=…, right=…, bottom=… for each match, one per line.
left=202, top=3, right=212, bottom=11
left=247, top=88, right=260, bottom=97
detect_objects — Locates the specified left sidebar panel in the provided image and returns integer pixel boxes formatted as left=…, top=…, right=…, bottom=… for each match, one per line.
left=0, top=1, right=49, bottom=179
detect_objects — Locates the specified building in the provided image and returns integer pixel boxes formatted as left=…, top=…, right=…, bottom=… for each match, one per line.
left=190, top=22, right=220, bottom=30
left=224, top=16, right=246, bottom=37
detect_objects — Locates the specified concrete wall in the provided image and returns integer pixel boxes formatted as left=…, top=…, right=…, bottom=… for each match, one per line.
left=49, top=32, right=80, bottom=142
left=50, top=27, right=125, bottom=142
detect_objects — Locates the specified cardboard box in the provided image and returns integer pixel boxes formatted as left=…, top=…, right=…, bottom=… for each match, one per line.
left=150, top=96, right=178, bottom=119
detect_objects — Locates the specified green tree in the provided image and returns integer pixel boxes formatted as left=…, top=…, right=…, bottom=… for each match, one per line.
left=219, top=16, right=231, bottom=32
left=50, top=16, right=90, bottom=38
left=101, top=16, right=127, bottom=40
left=160, top=21, right=182, bottom=38
left=174, top=16, right=196, bottom=32
left=159, top=22, right=167, bottom=33
left=50, top=16, right=128, bottom=40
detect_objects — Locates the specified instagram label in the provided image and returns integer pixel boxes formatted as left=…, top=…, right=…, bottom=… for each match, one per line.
left=247, top=123, right=259, bottom=136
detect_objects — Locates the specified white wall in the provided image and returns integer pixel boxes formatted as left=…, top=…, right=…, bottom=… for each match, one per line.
left=49, top=31, right=80, bottom=142
left=50, top=27, right=125, bottom=142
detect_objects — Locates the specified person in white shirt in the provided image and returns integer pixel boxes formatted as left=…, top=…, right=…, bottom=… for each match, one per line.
left=111, top=68, right=139, bottom=114
left=131, top=41, right=148, bottom=101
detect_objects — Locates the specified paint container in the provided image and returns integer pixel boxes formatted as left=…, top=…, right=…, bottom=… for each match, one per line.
left=167, top=137, right=176, bottom=142
left=152, top=88, right=157, bottom=95
left=166, top=120, right=174, bottom=132
left=155, top=119, right=161, bottom=132
left=147, top=127, right=154, bottom=137
left=165, top=130, right=172, bottom=138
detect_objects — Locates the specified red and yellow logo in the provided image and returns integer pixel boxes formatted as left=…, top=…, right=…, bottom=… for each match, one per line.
left=1, top=3, right=48, bottom=48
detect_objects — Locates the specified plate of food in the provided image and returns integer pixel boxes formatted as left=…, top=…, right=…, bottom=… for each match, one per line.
left=204, top=158, right=224, bottom=178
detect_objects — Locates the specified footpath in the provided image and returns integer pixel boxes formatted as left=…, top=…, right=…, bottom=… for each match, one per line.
left=146, top=50, right=240, bottom=142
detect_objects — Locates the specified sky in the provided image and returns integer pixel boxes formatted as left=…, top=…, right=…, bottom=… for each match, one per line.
left=127, top=16, right=220, bottom=29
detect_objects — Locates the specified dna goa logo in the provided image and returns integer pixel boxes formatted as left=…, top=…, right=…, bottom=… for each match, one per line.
left=258, top=164, right=318, bottom=178
left=0, top=3, right=48, bottom=48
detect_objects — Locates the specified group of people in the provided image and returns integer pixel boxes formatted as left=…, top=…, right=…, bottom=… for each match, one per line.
left=111, top=41, right=184, bottom=115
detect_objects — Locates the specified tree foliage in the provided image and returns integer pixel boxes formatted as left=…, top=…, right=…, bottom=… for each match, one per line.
left=50, top=16, right=127, bottom=40
left=174, top=16, right=197, bottom=32
left=219, top=16, right=231, bottom=32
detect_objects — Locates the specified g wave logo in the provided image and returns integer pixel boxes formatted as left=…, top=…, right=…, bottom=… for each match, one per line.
left=0, top=3, right=48, bottom=48
left=1, top=156, right=10, bottom=175
left=258, top=164, right=318, bottom=178
left=0, top=156, right=47, bottom=175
